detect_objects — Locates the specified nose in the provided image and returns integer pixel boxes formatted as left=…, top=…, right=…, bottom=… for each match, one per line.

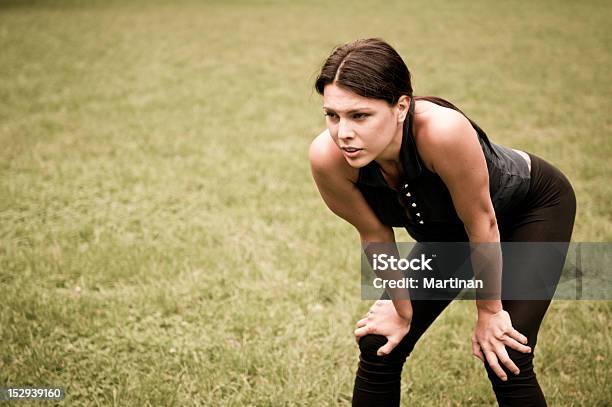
left=337, top=118, right=354, bottom=141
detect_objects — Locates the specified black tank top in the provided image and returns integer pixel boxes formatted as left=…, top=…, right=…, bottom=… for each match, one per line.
left=355, top=97, right=531, bottom=242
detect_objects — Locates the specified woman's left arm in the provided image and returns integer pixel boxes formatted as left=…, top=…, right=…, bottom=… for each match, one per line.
left=416, top=109, right=531, bottom=381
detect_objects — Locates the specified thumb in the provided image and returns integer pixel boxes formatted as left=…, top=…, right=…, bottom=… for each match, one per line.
left=472, top=343, right=484, bottom=362
left=377, top=339, right=397, bottom=356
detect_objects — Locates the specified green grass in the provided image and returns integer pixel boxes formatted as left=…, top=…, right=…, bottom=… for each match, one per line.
left=1, top=0, right=610, bottom=405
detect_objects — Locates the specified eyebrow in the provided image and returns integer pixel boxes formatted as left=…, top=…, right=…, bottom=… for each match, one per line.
left=322, top=107, right=374, bottom=114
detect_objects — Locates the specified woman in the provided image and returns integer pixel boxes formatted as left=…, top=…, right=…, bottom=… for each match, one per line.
left=309, top=38, right=576, bottom=406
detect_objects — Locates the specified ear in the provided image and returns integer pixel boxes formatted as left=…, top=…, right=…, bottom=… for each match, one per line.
left=396, top=95, right=410, bottom=123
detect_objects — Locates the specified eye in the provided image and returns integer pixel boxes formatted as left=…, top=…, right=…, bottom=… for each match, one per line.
left=324, top=112, right=338, bottom=120
left=353, top=113, right=369, bottom=120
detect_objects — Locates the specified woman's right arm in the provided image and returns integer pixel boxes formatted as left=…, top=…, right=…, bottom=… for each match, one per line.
left=308, top=130, right=394, bottom=243
left=308, top=130, right=412, bottom=319
left=309, top=131, right=413, bottom=355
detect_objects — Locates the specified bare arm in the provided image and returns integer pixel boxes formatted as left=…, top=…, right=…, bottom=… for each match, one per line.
left=308, top=130, right=411, bottom=318
left=416, top=111, right=502, bottom=313
left=416, top=109, right=531, bottom=380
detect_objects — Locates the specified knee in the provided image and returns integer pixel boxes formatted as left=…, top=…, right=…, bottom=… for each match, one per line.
left=483, top=348, right=537, bottom=386
left=483, top=348, right=549, bottom=405
left=358, top=334, right=409, bottom=363
left=358, top=334, right=386, bottom=357
left=354, top=336, right=405, bottom=406
left=356, top=334, right=407, bottom=387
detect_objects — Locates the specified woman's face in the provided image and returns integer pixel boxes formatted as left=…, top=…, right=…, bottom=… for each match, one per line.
left=322, top=83, right=407, bottom=168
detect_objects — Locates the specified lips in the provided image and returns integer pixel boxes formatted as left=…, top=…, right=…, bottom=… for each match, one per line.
left=341, top=147, right=363, bottom=158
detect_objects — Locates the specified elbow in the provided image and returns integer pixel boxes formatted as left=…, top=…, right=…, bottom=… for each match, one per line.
left=486, top=214, right=498, bottom=233
left=359, top=225, right=395, bottom=245
left=488, top=216, right=500, bottom=241
left=465, top=214, right=499, bottom=242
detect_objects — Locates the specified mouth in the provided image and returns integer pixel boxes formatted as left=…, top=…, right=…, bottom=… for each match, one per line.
left=341, top=147, right=362, bottom=153
left=341, top=146, right=363, bottom=159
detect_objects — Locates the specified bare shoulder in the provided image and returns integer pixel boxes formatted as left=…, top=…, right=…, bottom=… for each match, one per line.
left=414, top=101, right=476, bottom=145
left=308, top=129, right=358, bottom=183
left=413, top=101, right=480, bottom=172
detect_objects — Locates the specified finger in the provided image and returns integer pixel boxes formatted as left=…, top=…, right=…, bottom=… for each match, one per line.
left=484, top=350, right=507, bottom=381
left=507, top=328, right=530, bottom=347
left=356, top=318, right=368, bottom=328
left=501, top=335, right=532, bottom=354
left=495, top=346, right=520, bottom=376
left=376, top=338, right=398, bottom=356
left=354, top=325, right=372, bottom=339
left=471, top=339, right=484, bottom=362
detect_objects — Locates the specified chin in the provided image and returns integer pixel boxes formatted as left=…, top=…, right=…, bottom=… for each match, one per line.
left=344, top=155, right=372, bottom=168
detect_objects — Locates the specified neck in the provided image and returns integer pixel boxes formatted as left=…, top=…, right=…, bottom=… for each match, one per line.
left=375, top=122, right=404, bottom=178
left=375, top=122, right=405, bottom=185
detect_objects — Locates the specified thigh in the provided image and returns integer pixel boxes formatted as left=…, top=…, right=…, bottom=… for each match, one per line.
left=393, top=298, right=454, bottom=356
left=499, top=168, right=576, bottom=344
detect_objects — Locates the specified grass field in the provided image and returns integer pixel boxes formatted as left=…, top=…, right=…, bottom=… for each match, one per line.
left=1, top=0, right=610, bottom=405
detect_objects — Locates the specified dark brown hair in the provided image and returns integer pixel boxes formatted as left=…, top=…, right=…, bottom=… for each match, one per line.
left=314, top=38, right=489, bottom=137
left=315, top=38, right=412, bottom=105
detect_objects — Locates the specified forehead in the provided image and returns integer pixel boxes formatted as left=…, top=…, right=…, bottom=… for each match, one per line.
left=322, top=83, right=388, bottom=112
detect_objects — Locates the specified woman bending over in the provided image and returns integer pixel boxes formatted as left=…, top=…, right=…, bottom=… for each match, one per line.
left=309, top=38, right=576, bottom=406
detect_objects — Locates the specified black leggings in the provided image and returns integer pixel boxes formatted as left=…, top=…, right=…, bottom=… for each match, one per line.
left=352, top=154, right=577, bottom=406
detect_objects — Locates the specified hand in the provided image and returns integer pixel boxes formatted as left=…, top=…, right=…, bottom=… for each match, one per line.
left=354, top=300, right=412, bottom=356
left=471, top=309, right=531, bottom=381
